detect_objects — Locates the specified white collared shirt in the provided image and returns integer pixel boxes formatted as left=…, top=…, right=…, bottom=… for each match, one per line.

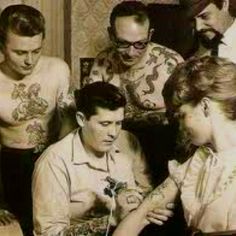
left=219, top=19, right=236, bottom=63
left=32, top=129, right=150, bottom=235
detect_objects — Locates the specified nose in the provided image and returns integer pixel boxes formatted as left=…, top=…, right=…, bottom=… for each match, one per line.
left=24, top=53, right=33, bottom=65
left=108, top=124, right=119, bottom=138
left=127, top=45, right=137, bottom=57
left=195, top=18, right=204, bottom=32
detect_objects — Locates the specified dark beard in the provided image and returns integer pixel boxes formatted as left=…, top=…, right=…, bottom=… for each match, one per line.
left=197, top=29, right=223, bottom=49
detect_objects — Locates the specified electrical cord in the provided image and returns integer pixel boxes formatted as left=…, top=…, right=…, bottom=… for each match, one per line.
left=105, top=181, right=118, bottom=236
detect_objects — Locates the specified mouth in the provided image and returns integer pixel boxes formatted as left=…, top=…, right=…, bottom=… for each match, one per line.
left=103, top=140, right=114, bottom=145
left=21, top=66, right=33, bottom=70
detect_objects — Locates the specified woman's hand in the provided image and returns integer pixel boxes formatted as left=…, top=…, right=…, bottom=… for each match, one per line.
left=0, top=209, right=16, bottom=226
left=146, top=203, right=174, bottom=225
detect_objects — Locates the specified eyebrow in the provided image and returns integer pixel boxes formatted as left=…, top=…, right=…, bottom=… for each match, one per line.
left=13, top=47, right=42, bottom=52
left=197, top=11, right=210, bottom=18
left=116, top=37, right=149, bottom=43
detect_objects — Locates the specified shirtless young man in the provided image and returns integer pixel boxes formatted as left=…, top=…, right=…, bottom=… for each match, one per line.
left=0, top=4, right=75, bottom=235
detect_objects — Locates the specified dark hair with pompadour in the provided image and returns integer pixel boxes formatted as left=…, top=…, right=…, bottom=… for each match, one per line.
left=74, top=82, right=126, bottom=119
left=0, top=4, right=45, bottom=50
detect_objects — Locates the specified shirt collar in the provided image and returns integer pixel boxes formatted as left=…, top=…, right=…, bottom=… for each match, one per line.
left=222, top=18, right=236, bottom=46
left=71, top=129, right=120, bottom=169
left=203, top=145, right=236, bottom=165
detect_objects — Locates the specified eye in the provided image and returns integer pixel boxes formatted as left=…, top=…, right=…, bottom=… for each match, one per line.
left=116, top=121, right=122, bottom=126
left=200, top=13, right=210, bottom=20
left=115, top=40, right=130, bottom=48
left=100, top=121, right=110, bottom=127
left=15, top=51, right=26, bottom=56
left=133, top=40, right=149, bottom=49
left=33, top=49, right=41, bottom=54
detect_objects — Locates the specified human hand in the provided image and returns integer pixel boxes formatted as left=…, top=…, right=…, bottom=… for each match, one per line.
left=146, top=203, right=174, bottom=226
left=0, top=209, right=17, bottom=226
left=115, top=188, right=144, bottom=221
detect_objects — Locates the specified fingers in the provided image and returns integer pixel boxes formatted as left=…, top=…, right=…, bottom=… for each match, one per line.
left=146, top=208, right=174, bottom=226
left=166, top=202, right=175, bottom=210
left=149, top=208, right=174, bottom=218
left=147, top=211, right=168, bottom=221
left=0, top=210, right=16, bottom=226
left=146, top=216, right=165, bottom=226
left=126, top=193, right=142, bottom=204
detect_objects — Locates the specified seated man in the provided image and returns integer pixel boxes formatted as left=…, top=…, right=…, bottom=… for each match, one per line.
left=32, top=82, right=173, bottom=235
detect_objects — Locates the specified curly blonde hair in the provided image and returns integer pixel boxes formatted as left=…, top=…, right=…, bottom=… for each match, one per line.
left=163, top=56, right=236, bottom=120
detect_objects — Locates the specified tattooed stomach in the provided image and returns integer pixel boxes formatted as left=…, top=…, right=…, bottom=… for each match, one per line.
left=0, top=118, right=50, bottom=150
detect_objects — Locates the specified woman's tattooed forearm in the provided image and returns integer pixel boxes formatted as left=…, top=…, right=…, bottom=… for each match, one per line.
left=148, top=179, right=170, bottom=203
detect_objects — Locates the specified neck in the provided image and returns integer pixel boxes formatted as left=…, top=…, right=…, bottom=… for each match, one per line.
left=0, top=61, right=24, bottom=81
left=211, top=120, right=236, bottom=153
left=223, top=15, right=235, bottom=34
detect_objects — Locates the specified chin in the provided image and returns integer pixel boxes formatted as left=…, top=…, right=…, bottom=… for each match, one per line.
left=122, top=60, right=137, bottom=67
left=98, top=146, right=112, bottom=154
left=191, top=138, right=206, bottom=147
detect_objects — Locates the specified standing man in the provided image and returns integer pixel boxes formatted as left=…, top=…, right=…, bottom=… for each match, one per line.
left=32, top=82, right=172, bottom=236
left=87, top=1, right=183, bottom=125
left=180, top=0, right=236, bottom=61
left=0, top=4, right=75, bottom=235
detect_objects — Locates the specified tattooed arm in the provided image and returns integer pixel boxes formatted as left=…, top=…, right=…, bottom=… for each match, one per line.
left=56, top=61, right=77, bottom=139
left=62, top=216, right=111, bottom=236
left=113, top=177, right=179, bottom=236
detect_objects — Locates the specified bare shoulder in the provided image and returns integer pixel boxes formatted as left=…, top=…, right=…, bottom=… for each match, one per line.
left=149, top=42, right=184, bottom=63
left=39, top=55, right=70, bottom=74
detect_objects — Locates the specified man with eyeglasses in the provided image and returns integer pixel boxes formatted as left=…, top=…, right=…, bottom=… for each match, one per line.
left=87, top=1, right=183, bottom=126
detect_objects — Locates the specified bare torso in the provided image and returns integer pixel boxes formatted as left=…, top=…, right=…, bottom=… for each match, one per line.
left=0, top=55, right=70, bottom=150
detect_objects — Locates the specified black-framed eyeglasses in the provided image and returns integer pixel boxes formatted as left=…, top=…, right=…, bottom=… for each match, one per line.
left=113, top=38, right=149, bottom=50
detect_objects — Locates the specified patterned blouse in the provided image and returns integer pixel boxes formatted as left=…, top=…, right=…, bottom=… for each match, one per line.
left=169, top=146, right=236, bottom=232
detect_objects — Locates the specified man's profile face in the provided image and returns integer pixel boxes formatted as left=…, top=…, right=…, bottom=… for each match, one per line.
left=2, top=30, right=43, bottom=78
left=81, top=107, right=124, bottom=156
left=194, top=3, right=228, bottom=41
left=112, top=16, right=150, bottom=67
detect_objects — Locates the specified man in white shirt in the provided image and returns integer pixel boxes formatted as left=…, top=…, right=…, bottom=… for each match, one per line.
left=33, top=82, right=173, bottom=236
left=180, top=0, right=236, bottom=62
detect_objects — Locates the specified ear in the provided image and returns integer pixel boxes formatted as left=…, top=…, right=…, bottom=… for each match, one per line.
left=107, top=26, right=114, bottom=40
left=222, top=0, right=229, bottom=11
left=200, top=97, right=210, bottom=117
left=76, top=111, right=85, bottom=127
left=148, top=28, right=154, bottom=40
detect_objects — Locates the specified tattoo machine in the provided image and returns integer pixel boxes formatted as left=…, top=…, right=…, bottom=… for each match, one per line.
left=104, top=176, right=127, bottom=198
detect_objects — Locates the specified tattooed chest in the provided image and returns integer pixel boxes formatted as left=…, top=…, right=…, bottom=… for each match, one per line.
left=0, top=82, right=55, bottom=124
